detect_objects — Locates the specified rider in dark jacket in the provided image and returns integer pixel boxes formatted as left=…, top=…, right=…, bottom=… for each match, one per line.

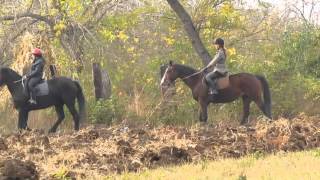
left=24, top=48, right=45, bottom=104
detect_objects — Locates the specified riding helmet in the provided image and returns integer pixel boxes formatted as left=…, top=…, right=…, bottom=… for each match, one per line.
left=214, top=38, right=224, bottom=46
left=32, top=48, right=42, bottom=57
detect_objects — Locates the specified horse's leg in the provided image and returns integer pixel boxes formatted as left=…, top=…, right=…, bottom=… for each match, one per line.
left=199, top=99, right=208, bottom=123
left=18, top=109, right=29, bottom=130
left=49, top=105, right=65, bottom=133
left=66, top=103, right=80, bottom=131
left=241, top=96, right=251, bottom=125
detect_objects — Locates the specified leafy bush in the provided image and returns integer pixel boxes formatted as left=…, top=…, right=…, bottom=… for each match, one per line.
left=88, top=96, right=124, bottom=125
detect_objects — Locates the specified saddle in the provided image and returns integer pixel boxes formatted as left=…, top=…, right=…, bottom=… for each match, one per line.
left=22, top=79, right=49, bottom=96
left=203, top=72, right=230, bottom=90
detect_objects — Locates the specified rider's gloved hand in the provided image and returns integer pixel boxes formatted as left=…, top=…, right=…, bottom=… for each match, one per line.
left=22, top=75, right=27, bottom=80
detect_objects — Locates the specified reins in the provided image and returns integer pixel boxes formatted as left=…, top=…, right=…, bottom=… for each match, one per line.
left=14, top=79, right=22, bottom=83
left=162, top=66, right=206, bottom=86
left=181, top=68, right=206, bottom=80
left=13, top=78, right=25, bottom=89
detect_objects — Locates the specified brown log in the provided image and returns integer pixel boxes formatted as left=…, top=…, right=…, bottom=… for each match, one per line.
left=92, top=63, right=112, bottom=100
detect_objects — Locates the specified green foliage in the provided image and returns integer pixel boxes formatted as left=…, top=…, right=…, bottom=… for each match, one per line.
left=252, top=150, right=266, bottom=160
left=2, top=0, right=320, bottom=131
left=56, top=1, right=320, bottom=125
left=53, top=167, right=73, bottom=180
left=238, top=174, right=247, bottom=180
left=314, top=148, right=320, bottom=158
left=88, top=96, right=124, bottom=125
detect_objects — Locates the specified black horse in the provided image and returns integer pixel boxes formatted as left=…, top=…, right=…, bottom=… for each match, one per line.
left=0, top=67, right=85, bottom=132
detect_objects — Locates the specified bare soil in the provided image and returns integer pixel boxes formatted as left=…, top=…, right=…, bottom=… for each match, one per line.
left=1, top=114, right=320, bottom=179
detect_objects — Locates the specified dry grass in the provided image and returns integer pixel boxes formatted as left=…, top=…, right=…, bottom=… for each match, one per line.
left=1, top=115, right=320, bottom=179
left=112, top=150, right=320, bottom=180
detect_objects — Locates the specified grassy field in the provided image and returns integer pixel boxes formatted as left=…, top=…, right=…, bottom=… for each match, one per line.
left=108, top=150, right=320, bottom=180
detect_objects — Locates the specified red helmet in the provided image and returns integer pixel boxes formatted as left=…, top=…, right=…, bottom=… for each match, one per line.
left=32, top=48, right=42, bottom=56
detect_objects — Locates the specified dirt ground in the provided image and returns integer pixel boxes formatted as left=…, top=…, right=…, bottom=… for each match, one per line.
left=1, top=114, right=320, bottom=179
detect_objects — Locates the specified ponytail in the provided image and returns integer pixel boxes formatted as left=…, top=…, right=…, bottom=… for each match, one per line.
left=220, top=45, right=227, bottom=58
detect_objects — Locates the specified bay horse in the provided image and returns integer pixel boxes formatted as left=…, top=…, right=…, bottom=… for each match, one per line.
left=160, top=61, right=272, bottom=124
left=0, top=67, right=85, bottom=132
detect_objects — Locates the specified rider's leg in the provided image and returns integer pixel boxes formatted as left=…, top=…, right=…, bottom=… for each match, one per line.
left=205, top=71, right=219, bottom=94
left=27, top=77, right=41, bottom=104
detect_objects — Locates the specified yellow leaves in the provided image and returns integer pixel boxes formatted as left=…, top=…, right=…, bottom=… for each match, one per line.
left=118, top=31, right=129, bottom=42
left=221, top=3, right=233, bottom=16
left=100, top=30, right=131, bottom=43
left=169, top=27, right=177, bottom=33
left=177, top=86, right=184, bottom=94
left=62, top=0, right=83, bottom=17
left=134, top=38, right=139, bottom=43
left=54, top=22, right=67, bottom=36
left=163, top=36, right=175, bottom=46
left=127, top=47, right=135, bottom=53
left=100, top=29, right=116, bottom=42
left=146, top=77, right=153, bottom=83
left=227, top=48, right=237, bottom=56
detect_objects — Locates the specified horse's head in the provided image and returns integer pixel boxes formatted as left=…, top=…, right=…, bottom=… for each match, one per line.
left=160, top=61, right=178, bottom=95
left=0, top=67, right=21, bottom=86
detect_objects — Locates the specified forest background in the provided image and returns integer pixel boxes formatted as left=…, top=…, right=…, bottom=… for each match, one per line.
left=0, top=0, right=320, bottom=133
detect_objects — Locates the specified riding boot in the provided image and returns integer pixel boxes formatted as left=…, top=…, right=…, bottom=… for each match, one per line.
left=208, top=79, right=218, bottom=95
left=28, top=91, right=37, bottom=104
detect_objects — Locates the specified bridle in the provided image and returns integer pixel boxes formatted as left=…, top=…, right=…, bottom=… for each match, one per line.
left=161, top=66, right=206, bottom=87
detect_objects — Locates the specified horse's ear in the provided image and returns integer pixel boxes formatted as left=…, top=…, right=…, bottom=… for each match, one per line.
left=169, top=60, right=173, bottom=66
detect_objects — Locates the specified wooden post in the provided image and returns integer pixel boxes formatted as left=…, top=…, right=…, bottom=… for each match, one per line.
left=49, top=64, right=57, bottom=78
left=92, top=63, right=112, bottom=100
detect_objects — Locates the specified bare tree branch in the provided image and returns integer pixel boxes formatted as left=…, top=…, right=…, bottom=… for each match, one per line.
left=0, top=12, right=54, bottom=27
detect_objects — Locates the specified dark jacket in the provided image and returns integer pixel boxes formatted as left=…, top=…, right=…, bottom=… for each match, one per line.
left=27, top=57, right=45, bottom=79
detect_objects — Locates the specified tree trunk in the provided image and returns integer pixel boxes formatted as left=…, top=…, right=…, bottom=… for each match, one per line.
left=92, top=63, right=112, bottom=100
left=166, top=0, right=212, bottom=66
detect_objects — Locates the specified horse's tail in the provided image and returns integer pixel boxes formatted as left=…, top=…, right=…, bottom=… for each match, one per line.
left=255, top=75, right=272, bottom=118
left=74, top=81, right=86, bottom=121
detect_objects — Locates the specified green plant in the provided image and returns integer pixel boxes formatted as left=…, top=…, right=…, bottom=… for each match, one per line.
left=53, top=168, right=73, bottom=180
left=88, top=96, right=123, bottom=125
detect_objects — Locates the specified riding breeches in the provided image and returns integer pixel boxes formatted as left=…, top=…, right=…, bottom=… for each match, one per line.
left=27, top=77, right=42, bottom=94
left=205, top=71, right=224, bottom=90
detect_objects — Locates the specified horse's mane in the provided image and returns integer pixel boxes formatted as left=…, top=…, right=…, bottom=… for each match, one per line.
left=173, top=64, right=198, bottom=76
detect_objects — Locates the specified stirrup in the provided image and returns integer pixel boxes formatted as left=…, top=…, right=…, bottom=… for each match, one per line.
left=28, top=99, right=37, bottom=104
left=209, top=89, right=218, bottom=95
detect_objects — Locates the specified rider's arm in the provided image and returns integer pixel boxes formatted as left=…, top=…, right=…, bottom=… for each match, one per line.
left=27, top=60, right=44, bottom=78
left=206, top=52, right=220, bottom=69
